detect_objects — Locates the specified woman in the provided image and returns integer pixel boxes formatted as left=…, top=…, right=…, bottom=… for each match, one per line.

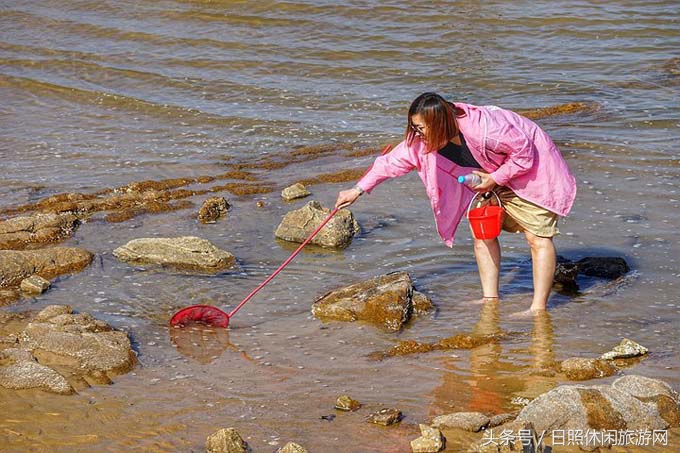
left=335, top=92, right=576, bottom=313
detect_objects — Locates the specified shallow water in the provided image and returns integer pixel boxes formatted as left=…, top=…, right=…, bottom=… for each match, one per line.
left=1, top=0, right=679, bottom=451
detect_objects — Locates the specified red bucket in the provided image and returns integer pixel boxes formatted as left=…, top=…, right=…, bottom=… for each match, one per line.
left=467, top=192, right=505, bottom=240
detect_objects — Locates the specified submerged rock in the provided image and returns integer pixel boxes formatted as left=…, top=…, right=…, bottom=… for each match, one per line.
left=0, top=212, right=80, bottom=250
left=198, top=196, right=230, bottom=223
left=431, top=412, right=490, bottom=432
left=281, top=183, right=311, bottom=201
left=576, top=256, right=630, bottom=279
left=276, top=442, right=308, bottom=453
left=312, top=271, right=431, bottom=331
left=0, top=247, right=93, bottom=289
left=274, top=200, right=359, bottom=248
left=600, top=338, right=648, bottom=360
left=0, top=305, right=136, bottom=394
left=411, top=424, right=445, bottom=453
left=559, top=357, right=618, bottom=381
left=113, top=236, right=235, bottom=272
left=206, top=427, right=248, bottom=453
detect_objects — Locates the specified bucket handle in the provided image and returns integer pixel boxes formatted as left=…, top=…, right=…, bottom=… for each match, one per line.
left=466, top=191, right=503, bottom=219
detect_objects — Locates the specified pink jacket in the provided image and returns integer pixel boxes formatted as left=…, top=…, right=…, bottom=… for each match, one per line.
left=356, top=103, right=577, bottom=247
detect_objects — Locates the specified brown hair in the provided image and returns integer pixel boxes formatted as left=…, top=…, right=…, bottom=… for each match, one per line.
left=406, top=92, right=465, bottom=152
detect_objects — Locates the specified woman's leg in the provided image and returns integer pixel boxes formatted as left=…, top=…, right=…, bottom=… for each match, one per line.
left=473, top=237, right=501, bottom=299
left=524, top=231, right=556, bottom=310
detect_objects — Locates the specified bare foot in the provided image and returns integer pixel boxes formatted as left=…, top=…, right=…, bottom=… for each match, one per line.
left=469, top=296, right=500, bottom=305
left=509, top=308, right=546, bottom=320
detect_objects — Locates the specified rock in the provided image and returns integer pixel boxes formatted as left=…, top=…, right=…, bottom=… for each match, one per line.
left=0, top=212, right=80, bottom=249
left=0, top=349, right=74, bottom=394
left=412, top=291, right=434, bottom=316
left=515, top=382, right=672, bottom=448
left=600, top=338, right=648, bottom=360
left=281, top=183, right=311, bottom=201
left=553, top=261, right=578, bottom=285
left=559, top=357, right=618, bottom=381
left=335, top=395, right=361, bottom=411
left=432, top=412, right=490, bottom=432
left=576, top=257, right=629, bottom=279
left=312, top=271, right=417, bottom=331
left=276, top=442, right=308, bottom=453
left=0, top=247, right=93, bottom=289
left=410, top=424, right=445, bottom=452
left=198, top=197, right=230, bottom=223
left=20, top=275, right=51, bottom=294
left=274, top=200, right=359, bottom=248
left=205, top=427, right=248, bottom=453
left=113, top=236, right=235, bottom=272
left=367, top=408, right=402, bottom=426
left=611, top=375, right=680, bottom=426
left=488, top=413, right=516, bottom=428
left=13, top=305, right=136, bottom=391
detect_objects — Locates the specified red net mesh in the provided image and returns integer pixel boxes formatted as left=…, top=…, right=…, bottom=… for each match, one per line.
left=169, top=305, right=230, bottom=328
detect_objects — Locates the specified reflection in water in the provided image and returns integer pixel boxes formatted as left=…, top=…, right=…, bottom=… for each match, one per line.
left=432, top=302, right=557, bottom=415
left=169, top=325, right=252, bottom=364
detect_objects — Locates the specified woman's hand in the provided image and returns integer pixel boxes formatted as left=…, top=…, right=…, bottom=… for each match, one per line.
left=472, top=171, right=497, bottom=192
left=335, top=187, right=362, bottom=208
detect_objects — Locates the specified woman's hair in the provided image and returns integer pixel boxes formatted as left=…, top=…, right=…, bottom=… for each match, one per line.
left=406, top=92, right=465, bottom=151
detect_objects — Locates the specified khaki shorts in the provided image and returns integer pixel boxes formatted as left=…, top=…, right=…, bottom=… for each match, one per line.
left=471, top=186, right=559, bottom=238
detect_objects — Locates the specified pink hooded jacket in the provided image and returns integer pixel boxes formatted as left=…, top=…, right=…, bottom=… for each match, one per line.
left=356, top=103, right=577, bottom=247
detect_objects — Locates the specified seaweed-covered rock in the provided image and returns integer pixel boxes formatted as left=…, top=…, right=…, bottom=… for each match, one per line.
left=198, top=196, right=230, bottom=223
left=335, top=395, right=362, bottom=411
left=206, top=427, right=248, bottom=453
left=274, top=200, right=359, bottom=248
left=576, top=257, right=629, bottom=279
left=276, top=442, right=308, bottom=453
left=113, top=236, right=235, bottom=272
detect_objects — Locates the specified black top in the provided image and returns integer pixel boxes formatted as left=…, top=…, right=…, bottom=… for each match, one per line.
left=437, top=133, right=482, bottom=168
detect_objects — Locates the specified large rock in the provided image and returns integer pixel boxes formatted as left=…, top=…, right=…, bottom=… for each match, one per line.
left=0, top=348, right=74, bottom=394
left=113, top=236, right=235, bottom=272
left=0, top=305, right=136, bottom=394
left=411, top=424, right=445, bottom=452
left=312, top=271, right=430, bottom=331
left=274, top=200, right=359, bottom=248
left=515, top=377, right=677, bottom=449
left=467, top=420, right=545, bottom=452
left=0, top=212, right=80, bottom=249
left=576, top=256, right=630, bottom=279
left=0, top=247, right=93, bottom=289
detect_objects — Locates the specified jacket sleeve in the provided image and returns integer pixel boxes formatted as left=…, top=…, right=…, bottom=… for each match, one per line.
left=488, top=121, right=537, bottom=187
left=356, top=140, right=418, bottom=193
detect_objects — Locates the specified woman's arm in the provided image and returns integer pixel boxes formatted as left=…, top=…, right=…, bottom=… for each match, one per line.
left=487, top=121, right=537, bottom=187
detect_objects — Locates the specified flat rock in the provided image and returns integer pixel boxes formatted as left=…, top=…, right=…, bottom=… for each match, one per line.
left=431, top=412, right=490, bottom=432
left=281, top=183, right=311, bottom=201
left=274, top=200, right=359, bottom=248
left=0, top=212, right=80, bottom=249
left=367, top=408, right=402, bottom=426
left=411, top=424, right=445, bottom=452
left=600, top=338, right=648, bottom=360
left=0, top=350, right=74, bottom=394
left=113, top=236, right=235, bottom=272
left=559, top=357, right=618, bottom=381
left=20, top=275, right=51, bottom=294
left=0, top=247, right=93, bottom=289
